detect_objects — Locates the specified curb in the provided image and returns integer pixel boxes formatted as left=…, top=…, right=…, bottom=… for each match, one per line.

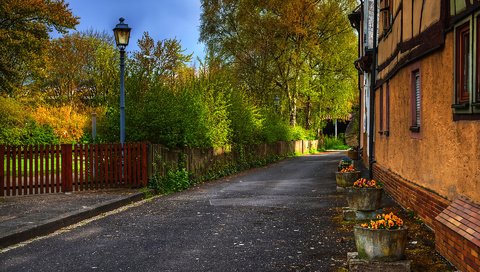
left=0, top=191, right=151, bottom=249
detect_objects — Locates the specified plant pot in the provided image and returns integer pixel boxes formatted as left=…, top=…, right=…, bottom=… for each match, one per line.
left=347, top=149, right=359, bottom=160
left=346, top=187, right=383, bottom=211
left=335, top=171, right=361, bottom=188
left=354, top=226, right=408, bottom=261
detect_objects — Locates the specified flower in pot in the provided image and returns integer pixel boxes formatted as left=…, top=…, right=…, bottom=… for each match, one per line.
left=354, top=212, right=408, bottom=261
left=336, top=164, right=361, bottom=188
left=338, top=157, right=353, bottom=171
left=346, top=178, right=383, bottom=211
left=347, top=147, right=359, bottom=160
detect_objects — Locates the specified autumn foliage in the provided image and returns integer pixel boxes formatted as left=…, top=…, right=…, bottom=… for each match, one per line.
left=33, top=106, right=88, bottom=143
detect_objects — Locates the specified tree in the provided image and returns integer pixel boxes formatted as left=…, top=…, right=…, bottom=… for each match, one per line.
left=200, top=0, right=358, bottom=128
left=40, top=31, right=118, bottom=107
left=0, top=0, right=78, bottom=94
left=131, top=32, right=193, bottom=90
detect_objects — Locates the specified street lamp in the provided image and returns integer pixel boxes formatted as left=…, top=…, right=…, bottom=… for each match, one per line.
left=113, top=17, right=131, bottom=144
left=274, top=95, right=280, bottom=113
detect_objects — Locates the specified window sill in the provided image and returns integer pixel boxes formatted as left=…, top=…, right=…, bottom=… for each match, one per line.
left=409, top=126, right=420, bottom=133
left=451, top=102, right=469, bottom=109
left=453, top=113, right=480, bottom=121
left=378, top=130, right=390, bottom=136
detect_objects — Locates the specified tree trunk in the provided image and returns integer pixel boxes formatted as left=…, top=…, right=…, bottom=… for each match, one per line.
left=305, top=96, right=311, bottom=130
left=289, top=97, right=297, bottom=127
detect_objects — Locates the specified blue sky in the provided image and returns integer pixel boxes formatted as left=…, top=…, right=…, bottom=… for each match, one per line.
left=63, top=0, right=205, bottom=61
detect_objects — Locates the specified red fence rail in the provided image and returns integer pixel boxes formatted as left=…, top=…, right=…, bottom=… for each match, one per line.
left=0, top=143, right=148, bottom=196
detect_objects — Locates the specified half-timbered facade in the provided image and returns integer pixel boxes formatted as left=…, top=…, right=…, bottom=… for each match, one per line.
left=351, top=1, right=480, bottom=271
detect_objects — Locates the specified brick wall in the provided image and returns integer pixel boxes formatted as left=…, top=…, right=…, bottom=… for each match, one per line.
left=372, top=163, right=449, bottom=228
left=372, top=163, right=480, bottom=271
left=436, top=197, right=480, bottom=272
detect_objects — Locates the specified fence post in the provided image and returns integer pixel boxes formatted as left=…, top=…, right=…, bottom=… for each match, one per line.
left=61, top=144, right=73, bottom=192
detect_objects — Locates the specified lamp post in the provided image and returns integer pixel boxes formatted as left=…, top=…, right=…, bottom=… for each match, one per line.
left=274, top=95, right=280, bottom=113
left=113, top=17, right=131, bottom=144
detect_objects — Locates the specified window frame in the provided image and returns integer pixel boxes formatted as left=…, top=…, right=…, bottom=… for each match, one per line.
left=455, top=21, right=470, bottom=105
left=385, top=81, right=390, bottom=136
left=379, top=86, right=384, bottom=135
left=452, top=15, right=480, bottom=115
left=474, top=15, right=480, bottom=109
left=380, top=0, right=393, bottom=34
left=410, top=67, right=421, bottom=134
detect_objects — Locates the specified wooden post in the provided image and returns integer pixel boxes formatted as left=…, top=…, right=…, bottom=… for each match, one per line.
left=61, top=144, right=73, bottom=193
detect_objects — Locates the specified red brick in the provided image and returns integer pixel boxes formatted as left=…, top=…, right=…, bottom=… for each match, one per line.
left=466, top=265, right=477, bottom=272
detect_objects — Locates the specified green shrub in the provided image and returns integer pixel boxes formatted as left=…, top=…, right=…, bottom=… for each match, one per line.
left=321, top=134, right=349, bottom=150
left=0, top=97, right=59, bottom=145
left=262, top=115, right=292, bottom=143
left=149, top=168, right=191, bottom=194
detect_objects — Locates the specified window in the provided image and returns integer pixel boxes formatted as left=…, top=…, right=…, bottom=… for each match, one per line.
left=385, top=81, right=390, bottom=136
left=455, top=22, right=470, bottom=105
left=379, top=86, right=384, bottom=134
left=380, top=0, right=393, bottom=33
left=453, top=16, right=480, bottom=115
left=378, top=82, right=390, bottom=137
left=475, top=18, right=480, bottom=106
left=410, top=70, right=421, bottom=133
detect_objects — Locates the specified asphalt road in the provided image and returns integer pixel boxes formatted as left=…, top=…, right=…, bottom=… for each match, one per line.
left=0, top=152, right=355, bottom=272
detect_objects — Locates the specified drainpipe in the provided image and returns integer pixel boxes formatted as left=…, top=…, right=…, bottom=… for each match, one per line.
left=357, top=0, right=364, bottom=156
left=368, top=0, right=378, bottom=179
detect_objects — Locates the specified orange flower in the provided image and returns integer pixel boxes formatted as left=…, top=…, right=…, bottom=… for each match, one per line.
left=359, top=212, right=404, bottom=230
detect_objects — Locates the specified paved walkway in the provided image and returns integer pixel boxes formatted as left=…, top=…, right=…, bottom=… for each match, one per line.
left=0, top=153, right=354, bottom=272
left=0, top=189, right=147, bottom=248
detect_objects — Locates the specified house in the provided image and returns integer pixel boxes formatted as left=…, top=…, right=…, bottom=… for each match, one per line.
left=349, top=1, right=480, bottom=271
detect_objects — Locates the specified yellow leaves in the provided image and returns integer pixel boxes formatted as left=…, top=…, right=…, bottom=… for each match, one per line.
left=33, top=105, right=88, bottom=143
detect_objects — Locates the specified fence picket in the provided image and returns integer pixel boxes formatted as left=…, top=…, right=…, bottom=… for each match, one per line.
left=28, top=145, right=33, bottom=194
left=49, top=145, right=55, bottom=193
left=23, top=146, right=27, bottom=195
left=16, top=146, right=21, bottom=195
left=142, top=143, right=147, bottom=186
left=34, top=145, right=38, bottom=195
left=123, top=144, right=128, bottom=186
left=40, top=145, right=44, bottom=194
left=13, top=146, right=18, bottom=196
left=133, top=144, right=138, bottom=186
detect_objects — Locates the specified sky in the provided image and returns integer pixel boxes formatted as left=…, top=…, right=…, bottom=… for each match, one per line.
left=62, top=0, right=205, bottom=61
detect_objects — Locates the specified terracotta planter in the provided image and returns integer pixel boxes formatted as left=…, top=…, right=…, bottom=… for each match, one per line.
left=335, top=171, right=361, bottom=188
left=346, top=187, right=383, bottom=211
left=354, top=226, right=408, bottom=261
left=347, top=149, right=359, bottom=160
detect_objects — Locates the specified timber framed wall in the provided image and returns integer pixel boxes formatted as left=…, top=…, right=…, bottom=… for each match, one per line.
left=370, top=1, right=480, bottom=271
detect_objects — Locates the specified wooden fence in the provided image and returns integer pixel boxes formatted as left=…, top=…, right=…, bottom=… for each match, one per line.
left=0, top=143, right=148, bottom=196
left=1, top=140, right=317, bottom=196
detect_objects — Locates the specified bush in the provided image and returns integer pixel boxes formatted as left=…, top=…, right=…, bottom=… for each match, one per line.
left=262, top=115, right=292, bottom=143
left=149, top=168, right=191, bottom=194
left=321, top=134, right=349, bottom=150
left=33, top=105, right=88, bottom=143
left=0, top=97, right=60, bottom=145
